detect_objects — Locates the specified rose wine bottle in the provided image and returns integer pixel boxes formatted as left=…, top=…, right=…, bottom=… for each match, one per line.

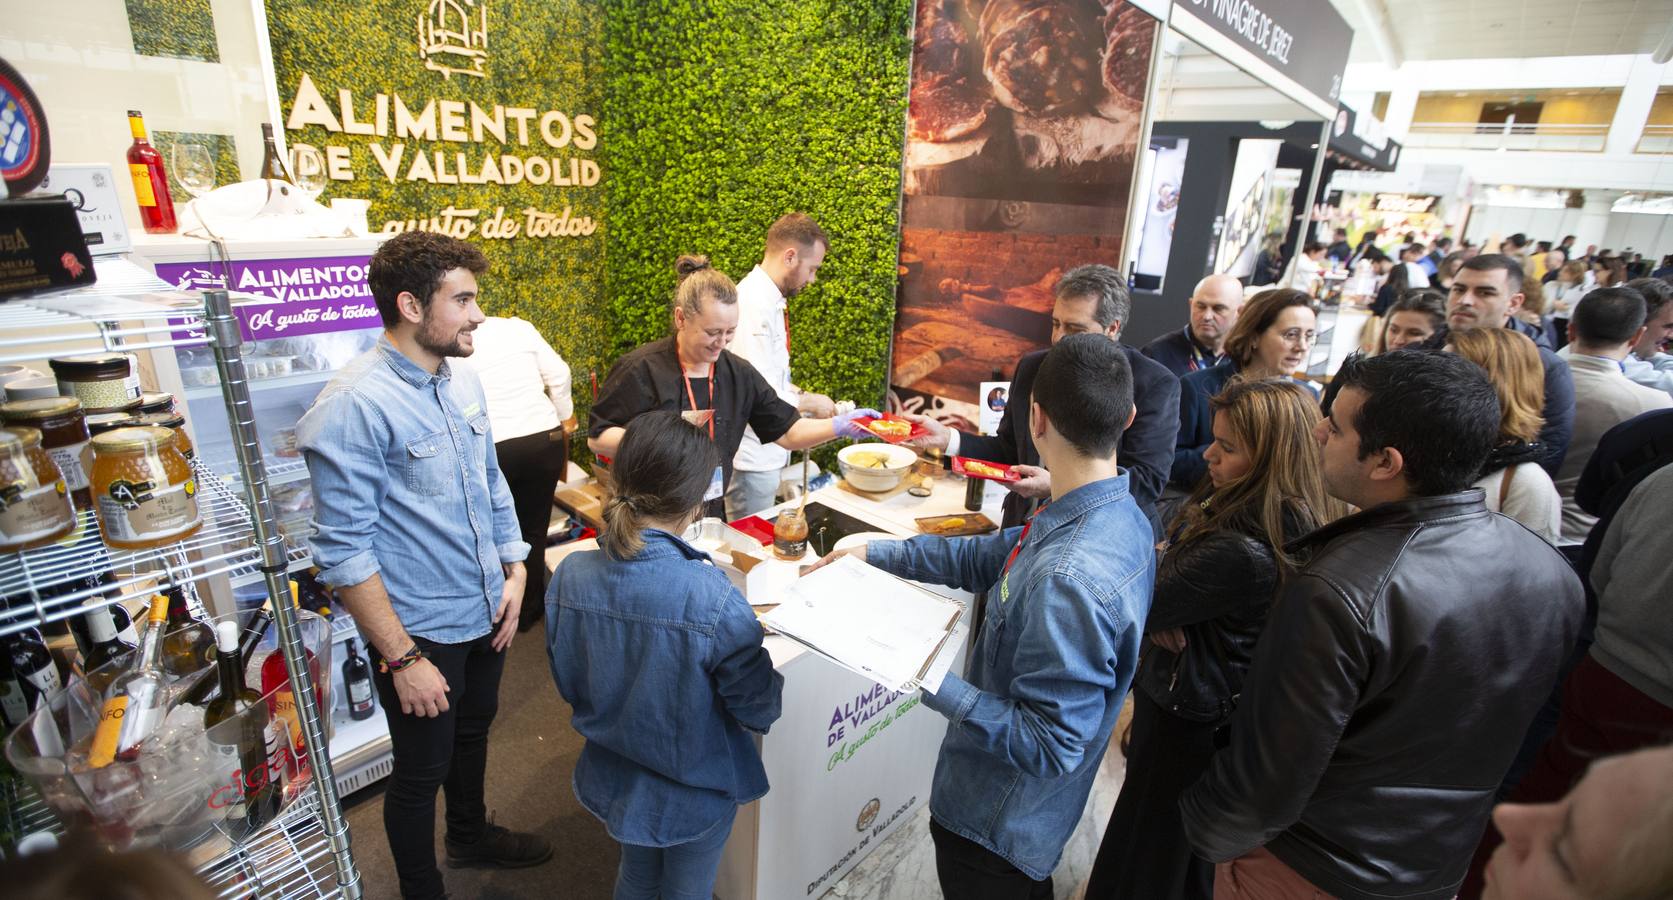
left=125, top=110, right=177, bottom=233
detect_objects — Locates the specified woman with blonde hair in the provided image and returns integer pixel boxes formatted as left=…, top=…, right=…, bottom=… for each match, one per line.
left=1087, top=378, right=1346, bottom=900
left=549, top=410, right=783, bottom=899
left=1447, top=327, right=1562, bottom=542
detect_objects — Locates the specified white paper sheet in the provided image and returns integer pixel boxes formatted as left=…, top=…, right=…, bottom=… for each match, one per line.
left=760, top=555, right=963, bottom=692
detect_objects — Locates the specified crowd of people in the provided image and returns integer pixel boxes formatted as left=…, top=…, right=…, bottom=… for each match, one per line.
left=228, top=217, right=1673, bottom=900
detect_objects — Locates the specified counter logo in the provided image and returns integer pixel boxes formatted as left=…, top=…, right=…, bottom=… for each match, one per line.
left=418, top=0, right=489, bottom=80
left=855, top=798, right=881, bottom=832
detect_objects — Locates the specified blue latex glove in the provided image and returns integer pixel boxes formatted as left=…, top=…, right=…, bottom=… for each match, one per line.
left=832, top=408, right=884, bottom=441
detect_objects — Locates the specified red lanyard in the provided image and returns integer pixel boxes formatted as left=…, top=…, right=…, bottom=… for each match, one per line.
left=678, top=350, right=715, bottom=440
left=1001, top=518, right=1033, bottom=576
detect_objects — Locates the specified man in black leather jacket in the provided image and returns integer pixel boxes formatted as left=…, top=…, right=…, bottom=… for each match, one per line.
left=1180, top=351, right=1585, bottom=900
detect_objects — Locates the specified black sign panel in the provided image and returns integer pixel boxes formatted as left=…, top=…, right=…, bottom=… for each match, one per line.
left=1170, top=0, right=1353, bottom=118
left=1328, top=104, right=1402, bottom=172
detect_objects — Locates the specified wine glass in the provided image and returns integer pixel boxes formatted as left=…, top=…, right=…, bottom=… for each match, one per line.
left=171, top=144, right=216, bottom=200
left=288, top=144, right=328, bottom=203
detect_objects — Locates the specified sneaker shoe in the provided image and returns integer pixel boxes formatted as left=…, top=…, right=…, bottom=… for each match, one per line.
left=444, top=820, right=553, bottom=870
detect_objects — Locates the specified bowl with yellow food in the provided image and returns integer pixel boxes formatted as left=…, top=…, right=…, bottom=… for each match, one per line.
left=837, top=442, right=919, bottom=493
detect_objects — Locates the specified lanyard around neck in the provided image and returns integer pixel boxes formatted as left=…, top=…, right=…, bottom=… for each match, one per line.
left=677, top=349, right=715, bottom=440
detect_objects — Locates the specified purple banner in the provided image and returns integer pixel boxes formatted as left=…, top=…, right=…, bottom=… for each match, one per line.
left=155, top=254, right=381, bottom=343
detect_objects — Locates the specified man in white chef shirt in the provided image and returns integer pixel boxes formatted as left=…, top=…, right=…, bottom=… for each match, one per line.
left=725, top=213, right=838, bottom=519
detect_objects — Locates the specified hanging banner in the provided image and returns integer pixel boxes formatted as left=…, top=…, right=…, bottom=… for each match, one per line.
left=1329, top=104, right=1401, bottom=172
left=890, top=0, right=1159, bottom=422
left=264, top=0, right=609, bottom=409
left=1168, top=0, right=1351, bottom=119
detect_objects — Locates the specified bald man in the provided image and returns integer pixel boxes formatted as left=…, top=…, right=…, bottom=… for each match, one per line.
left=1142, top=274, right=1245, bottom=378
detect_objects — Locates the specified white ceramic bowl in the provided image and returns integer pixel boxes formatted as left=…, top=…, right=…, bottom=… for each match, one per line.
left=837, top=443, right=918, bottom=493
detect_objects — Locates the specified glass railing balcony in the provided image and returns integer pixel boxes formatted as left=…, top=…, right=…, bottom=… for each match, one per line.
left=1634, top=124, right=1673, bottom=154
left=1404, top=121, right=1609, bottom=152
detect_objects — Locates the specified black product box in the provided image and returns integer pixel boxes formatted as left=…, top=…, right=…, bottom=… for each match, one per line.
left=0, top=195, right=97, bottom=299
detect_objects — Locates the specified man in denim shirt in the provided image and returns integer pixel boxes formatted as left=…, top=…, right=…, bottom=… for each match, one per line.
left=298, top=232, right=550, bottom=900
left=810, top=334, right=1155, bottom=898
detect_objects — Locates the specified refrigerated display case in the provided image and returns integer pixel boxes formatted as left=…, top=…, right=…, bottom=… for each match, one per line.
left=126, top=234, right=395, bottom=801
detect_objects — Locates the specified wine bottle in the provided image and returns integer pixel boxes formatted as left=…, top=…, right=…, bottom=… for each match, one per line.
left=89, top=594, right=171, bottom=767
left=342, top=639, right=375, bottom=721
left=0, top=655, right=29, bottom=729
left=81, top=602, right=137, bottom=674
left=162, top=586, right=214, bottom=677
left=4, top=628, right=63, bottom=712
left=258, top=125, right=294, bottom=183
left=125, top=110, right=177, bottom=233
left=236, top=599, right=274, bottom=669
left=204, top=622, right=282, bottom=830
left=261, top=583, right=321, bottom=784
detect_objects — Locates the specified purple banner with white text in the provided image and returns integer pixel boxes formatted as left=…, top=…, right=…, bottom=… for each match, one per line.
left=156, top=254, right=381, bottom=342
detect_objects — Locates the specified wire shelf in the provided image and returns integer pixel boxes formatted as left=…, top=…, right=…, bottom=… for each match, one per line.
left=0, top=770, right=60, bottom=850
left=0, top=463, right=307, bottom=639
left=195, top=788, right=347, bottom=899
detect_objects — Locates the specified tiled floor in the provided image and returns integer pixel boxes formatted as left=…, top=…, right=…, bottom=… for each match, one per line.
left=824, top=706, right=1131, bottom=900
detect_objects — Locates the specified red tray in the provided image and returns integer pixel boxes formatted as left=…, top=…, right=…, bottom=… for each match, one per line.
left=853, top=413, right=928, bottom=444
left=951, top=456, right=1021, bottom=482
left=727, top=515, right=775, bottom=546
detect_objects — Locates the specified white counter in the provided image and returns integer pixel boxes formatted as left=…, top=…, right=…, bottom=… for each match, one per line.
left=546, top=471, right=1006, bottom=899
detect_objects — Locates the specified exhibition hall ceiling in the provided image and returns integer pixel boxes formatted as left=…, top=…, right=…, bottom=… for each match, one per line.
left=1333, top=0, right=1673, bottom=64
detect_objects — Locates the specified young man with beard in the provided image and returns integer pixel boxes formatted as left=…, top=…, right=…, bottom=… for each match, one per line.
left=1180, top=351, right=1584, bottom=900
left=298, top=232, right=551, bottom=899
left=724, top=212, right=839, bottom=519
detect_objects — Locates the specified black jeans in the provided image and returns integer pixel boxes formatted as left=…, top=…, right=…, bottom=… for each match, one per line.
left=370, top=633, right=506, bottom=900
left=494, top=428, right=566, bottom=629
left=929, top=817, right=1052, bottom=900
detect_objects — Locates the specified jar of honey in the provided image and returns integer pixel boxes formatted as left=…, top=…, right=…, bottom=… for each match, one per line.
left=90, top=426, right=201, bottom=550
left=0, top=427, right=76, bottom=552
left=1, top=397, right=92, bottom=510
left=136, top=392, right=177, bottom=416
left=772, top=504, right=808, bottom=561
left=126, top=412, right=194, bottom=463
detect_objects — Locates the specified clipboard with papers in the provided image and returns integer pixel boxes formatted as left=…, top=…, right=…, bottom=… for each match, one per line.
left=759, top=555, right=967, bottom=693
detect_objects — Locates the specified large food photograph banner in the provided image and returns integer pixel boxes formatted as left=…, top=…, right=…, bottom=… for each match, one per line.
left=891, top=0, right=1158, bottom=427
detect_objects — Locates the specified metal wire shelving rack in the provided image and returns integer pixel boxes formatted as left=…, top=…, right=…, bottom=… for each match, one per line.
left=0, top=285, right=361, bottom=898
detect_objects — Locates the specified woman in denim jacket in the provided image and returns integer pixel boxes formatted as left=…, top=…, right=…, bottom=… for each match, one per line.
left=546, top=411, right=783, bottom=899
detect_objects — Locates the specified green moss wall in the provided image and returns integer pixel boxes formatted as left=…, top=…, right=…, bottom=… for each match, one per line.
left=599, top=0, right=912, bottom=413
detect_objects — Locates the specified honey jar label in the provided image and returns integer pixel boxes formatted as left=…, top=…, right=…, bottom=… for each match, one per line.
left=98, top=477, right=200, bottom=543
left=46, top=441, right=90, bottom=492
left=0, top=478, right=72, bottom=545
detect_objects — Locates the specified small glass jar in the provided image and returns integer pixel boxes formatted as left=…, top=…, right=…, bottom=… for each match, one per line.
left=1, top=397, right=92, bottom=510
left=90, top=426, right=202, bottom=551
left=136, top=392, right=177, bottom=416
left=49, top=354, right=141, bottom=413
left=86, top=412, right=140, bottom=437
left=0, top=427, right=76, bottom=552
left=126, top=412, right=195, bottom=463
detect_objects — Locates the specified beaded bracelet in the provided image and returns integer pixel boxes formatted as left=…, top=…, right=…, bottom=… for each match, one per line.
left=380, top=643, right=425, bottom=674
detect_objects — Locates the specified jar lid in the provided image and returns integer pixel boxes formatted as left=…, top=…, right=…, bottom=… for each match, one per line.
left=0, top=426, right=44, bottom=451
left=137, top=391, right=176, bottom=414
left=48, top=353, right=132, bottom=380
left=0, top=396, right=82, bottom=421
left=128, top=412, right=185, bottom=430
left=86, top=412, right=140, bottom=435
left=85, top=396, right=143, bottom=415
left=91, top=425, right=176, bottom=453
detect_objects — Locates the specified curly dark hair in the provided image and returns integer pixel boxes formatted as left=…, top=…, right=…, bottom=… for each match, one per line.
left=367, top=231, right=489, bottom=328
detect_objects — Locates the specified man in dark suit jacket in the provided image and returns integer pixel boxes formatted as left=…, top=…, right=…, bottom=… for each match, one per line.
left=905, top=265, right=1181, bottom=530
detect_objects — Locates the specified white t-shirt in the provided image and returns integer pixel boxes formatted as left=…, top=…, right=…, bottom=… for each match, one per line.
left=1475, top=463, right=1561, bottom=545
left=726, top=266, right=797, bottom=472
left=453, top=316, right=572, bottom=442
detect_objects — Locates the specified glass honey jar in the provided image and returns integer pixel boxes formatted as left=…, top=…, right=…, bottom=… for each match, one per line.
left=0, top=427, right=76, bottom=552
left=90, top=426, right=202, bottom=551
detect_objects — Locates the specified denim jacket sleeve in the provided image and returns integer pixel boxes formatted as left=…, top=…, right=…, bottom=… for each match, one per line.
left=922, top=570, right=1122, bottom=779
left=865, top=528, right=1018, bottom=596
left=710, top=585, right=784, bottom=734
left=1180, top=571, right=1369, bottom=861
left=298, top=388, right=390, bottom=589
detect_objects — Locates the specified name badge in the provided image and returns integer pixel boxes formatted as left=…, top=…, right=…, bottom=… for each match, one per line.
left=704, top=465, right=724, bottom=502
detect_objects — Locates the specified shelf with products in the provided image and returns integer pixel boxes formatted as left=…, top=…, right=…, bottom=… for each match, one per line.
left=180, top=367, right=334, bottom=401
left=0, top=284, right=360, bottom=895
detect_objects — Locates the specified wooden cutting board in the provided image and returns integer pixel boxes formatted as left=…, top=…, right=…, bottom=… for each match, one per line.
left=838, top=477, right=913, bottom=501
left=915, top=512, right=998, bottom=537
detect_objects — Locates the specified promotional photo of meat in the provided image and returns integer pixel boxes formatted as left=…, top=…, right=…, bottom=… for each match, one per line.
left=904, top=0, right=1158, bottom=195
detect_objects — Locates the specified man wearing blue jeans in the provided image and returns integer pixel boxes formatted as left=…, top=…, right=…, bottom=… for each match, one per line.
left=299, top=231, right=551, bottom=899
left=810, top=334, right=1156, bottom=897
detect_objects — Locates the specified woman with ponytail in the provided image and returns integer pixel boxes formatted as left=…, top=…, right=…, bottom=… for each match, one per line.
left=547, top=410, right=783, bottom=899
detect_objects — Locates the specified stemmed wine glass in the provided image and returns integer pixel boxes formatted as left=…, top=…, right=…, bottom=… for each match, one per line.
left=288, top=144, right=328, bottom=203
left=172, top=143, right=216, bottom=201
